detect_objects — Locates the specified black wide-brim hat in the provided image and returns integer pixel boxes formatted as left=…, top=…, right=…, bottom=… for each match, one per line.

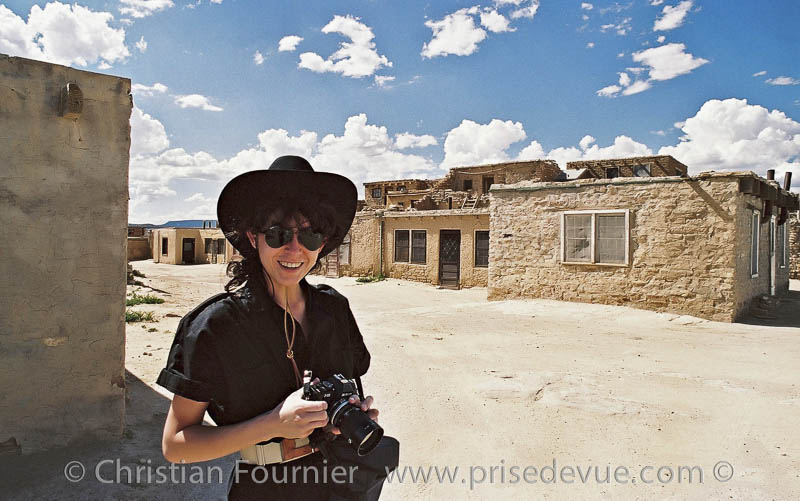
left=217, top=155, right=357, bottom=258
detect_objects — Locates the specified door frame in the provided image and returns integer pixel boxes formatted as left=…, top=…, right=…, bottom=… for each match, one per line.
left=438, top=229, right=461, bottom=287
left=182, top=238, right=195, bottom=264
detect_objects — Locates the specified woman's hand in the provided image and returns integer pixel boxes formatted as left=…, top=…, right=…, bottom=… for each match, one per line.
left=328, top=394, right=379, bottom=435
left=269, top=387, right=330, bottom=439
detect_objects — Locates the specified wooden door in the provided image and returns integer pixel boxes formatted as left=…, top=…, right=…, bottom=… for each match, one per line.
left=439, top=230, right=460, bottom=288
left=326, top=248, right=340, bottom=278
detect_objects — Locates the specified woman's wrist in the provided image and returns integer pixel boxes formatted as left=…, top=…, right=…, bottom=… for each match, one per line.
left=255, top=407, right=280, bottom=443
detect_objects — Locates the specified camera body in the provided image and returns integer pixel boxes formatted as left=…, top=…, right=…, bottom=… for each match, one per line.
left=303, top=371, right=383, bottom=456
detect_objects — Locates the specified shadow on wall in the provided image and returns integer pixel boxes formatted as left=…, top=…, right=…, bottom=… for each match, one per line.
left=0, top=371, right=234, bottom=499
left=738, top=288, right=800, bottom=328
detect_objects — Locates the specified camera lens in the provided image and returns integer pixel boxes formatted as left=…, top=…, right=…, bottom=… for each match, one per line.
left=331, top=401, right=384, bottom=456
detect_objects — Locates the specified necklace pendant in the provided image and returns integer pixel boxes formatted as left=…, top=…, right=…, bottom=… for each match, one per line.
left=286, top=349, right=294, bottom=359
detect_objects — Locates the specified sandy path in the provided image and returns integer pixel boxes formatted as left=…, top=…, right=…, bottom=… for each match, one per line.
left=6, top=261, right=799, bottom=500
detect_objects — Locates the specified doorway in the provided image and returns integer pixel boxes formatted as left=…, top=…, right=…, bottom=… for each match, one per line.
left=182, top=238, right=195, bottom=264
left=439, top=230, right=460, bottom=288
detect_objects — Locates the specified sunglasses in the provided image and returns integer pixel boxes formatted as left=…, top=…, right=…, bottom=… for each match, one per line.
left=260, top=225, right=325, bottom=251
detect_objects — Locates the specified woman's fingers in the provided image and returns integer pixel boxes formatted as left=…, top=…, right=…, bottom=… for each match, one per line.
left=360, top=395, right=374, bottom=412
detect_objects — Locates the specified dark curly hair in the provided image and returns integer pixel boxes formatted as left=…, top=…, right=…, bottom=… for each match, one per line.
left=224, top=199, right=339, bottom=293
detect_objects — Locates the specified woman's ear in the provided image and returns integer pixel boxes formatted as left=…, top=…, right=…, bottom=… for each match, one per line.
left=246, top=230, right=257, bottom=249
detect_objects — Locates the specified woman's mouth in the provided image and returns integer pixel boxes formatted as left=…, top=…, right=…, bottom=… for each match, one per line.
left=278, top=261, right=303, bottom=269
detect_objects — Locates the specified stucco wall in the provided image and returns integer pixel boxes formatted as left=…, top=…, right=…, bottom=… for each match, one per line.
left=151, top=228, right=232, bottom=264
left=382, top=211, right=489, bottom=287
left=488, top=175, right=775, bottom=322
left=343, top=214, right=381, bottom=277
left=0, top=55, right=131, bottom=452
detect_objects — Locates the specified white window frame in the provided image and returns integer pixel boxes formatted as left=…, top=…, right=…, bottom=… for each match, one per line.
left=560, top=209, right=630, bottom=267
left=778, top=222, right=787, bottom=269
left=750, top=210, right=760, bottom=278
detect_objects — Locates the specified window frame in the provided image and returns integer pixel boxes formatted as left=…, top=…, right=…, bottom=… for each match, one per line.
left=633, top=164, right=651, bottom=177
left=474, top=230, right=489, bottom=268
left=161, top=237, right=168, bottom=256
left=411, top=230, right=427, bottom=264
left=750, top=210, right=760, bottom=278
left=371, top=187, right=382, bottom=198
left=204, top=238, right=212, bottom=254
left=605, top=167, right=619, bottom=179
left=394, top=229, right=410, bottom=263
left=560, top=209, right=630, bottom=267
left=463, top=179, right=473, bottom=191
left=778, top=221, right=787, bottom=269
left=215, top=238, right=225, bottom=255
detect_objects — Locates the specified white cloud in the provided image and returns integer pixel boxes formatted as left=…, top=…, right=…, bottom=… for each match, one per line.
left=617, top=52, right=626, bottom=58
left=656, top=35, right=665, bottom=43
left=517, top=140, right=545, bottom=160
left=651, top=0, right=664, bottom=5
left=621, top=80, right=652, bottom=95
left=298, top=15, right=391, bottom=78
left=119, top=0, right=174, bottom=19
left=253, top=50, right=264, bottom=65
left=546, top=136, right=653, bottom=167
left=509, top=0, right=540, bottom=19
left=651, top=130, right=667, bottom=136
left=480, top=9, right=515, bottom=33
left=184, top=193, right=215, bottom=203
left=752, top=70, right=767, bottom=77
left=0, top=2, right=129, bottom=67
left=395, top=133, right=438, bottom=149
left=600, top=17, right=632, bottom=36
left=658, top=98, right=800, bottom=185
left=131, top=82, right=168, bottom=96
left=582, top=14, right=589, bottom=21
left=421, top=7, right=486, bottom=58
left=579, top=135, right=595, bottom=150
left=374, top=75, right=396, bottom=88
left=174, top=94, right=224, bottom=111
left=596, top=84, right=622, bottom=97
left=632, top=43, right=708, bottom=81
left=581, top=3, right=594, bottom=10
left=618, top=72, right=631, bottom=87
left=130, top=107, right=169, bottom=156
left=135, top=36, right=148, bottom=53
left=441, top=118, right=527, bottom=168
left=766, top=76, right=800, bottom=86
left=278, top=35, right=303, bottom=52
left=210, top=0, right=223, bottom=4
left=586, top=42, right=595, bottom=48
left=653, top=1, right=693, bottom=31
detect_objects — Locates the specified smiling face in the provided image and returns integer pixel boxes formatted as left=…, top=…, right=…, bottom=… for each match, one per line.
left=246, top=214, right=326, bottom=291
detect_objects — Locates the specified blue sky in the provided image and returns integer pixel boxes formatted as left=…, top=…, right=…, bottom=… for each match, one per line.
left=1, top=0, right=798, bottom=223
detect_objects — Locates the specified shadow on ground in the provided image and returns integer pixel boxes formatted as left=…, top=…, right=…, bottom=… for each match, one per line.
left=1, top=371, right=234, bottom=500
left=739, top=289, right=800, bottom=328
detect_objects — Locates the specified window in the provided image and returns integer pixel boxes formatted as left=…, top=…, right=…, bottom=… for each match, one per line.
left=482, top=176, right=494, bottom=193
left=161, top=237, right=168, bottom=255
left=339, top=233, right=350, bottom=265
left=371, top=187, right=381, bottom=198
left=216, top=239, right=225, bottom=255
left=398, top=185, right=407, bottom=193
left=475, top=231, right=489, bottom=267
left=394, top=230, right=409, bottom=262
left=205, top=238, right=212, bottom=254
left=633, top=164, right=651, bottom=177
left=463, top=179, right=473, bottom=191
left=750, top=210, right=759, bottom=277
left=561, top=210, right=629, bottom=265
left=411, top=230, right=426, bottom=264
left=605, top=167, right=619, bottom=179
left=778, top=223, right=786, bottom=268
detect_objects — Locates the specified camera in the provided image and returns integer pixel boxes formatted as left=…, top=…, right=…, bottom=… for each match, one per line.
left=302, top=371, right=384, bottom=456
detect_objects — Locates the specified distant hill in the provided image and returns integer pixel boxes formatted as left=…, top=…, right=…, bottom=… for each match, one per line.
left=129, top=220, right=218, bottom=228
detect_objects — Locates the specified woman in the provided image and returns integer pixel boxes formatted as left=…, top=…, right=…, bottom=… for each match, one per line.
left=157, top=156, right=382, bottom=499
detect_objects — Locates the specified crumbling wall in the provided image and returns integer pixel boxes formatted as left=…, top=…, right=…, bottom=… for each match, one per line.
left=489, top=176, right=750, bottom=322
left=0, top=55, right=131, bottom=452
left=790, top=212, right=800, bottom=279
left=342, top=214, right=381, bottom=277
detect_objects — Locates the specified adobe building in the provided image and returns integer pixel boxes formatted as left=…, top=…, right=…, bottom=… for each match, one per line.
left=151, top=225, right=235, bottom=265
left=0, top=54, right=131, bottom=452
left=324, top=160, right=561, bottom=287
left=566, top=155, right=688, bottom=180
left=489, top=170, right=799, bottom=322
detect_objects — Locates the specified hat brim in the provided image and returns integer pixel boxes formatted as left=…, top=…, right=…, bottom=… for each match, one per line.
left=217, top=169, right=357, bottom=258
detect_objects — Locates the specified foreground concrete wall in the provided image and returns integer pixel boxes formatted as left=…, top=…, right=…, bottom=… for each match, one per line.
left=489, top=174, right=779, bottom=322
left=0, top=55, right=131, bottom=452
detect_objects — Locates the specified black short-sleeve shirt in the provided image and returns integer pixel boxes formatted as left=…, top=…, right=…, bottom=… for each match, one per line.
left=157, top=274, right=371, bottom=427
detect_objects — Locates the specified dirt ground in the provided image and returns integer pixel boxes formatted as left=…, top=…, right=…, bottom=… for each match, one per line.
left=4, top=261, right=800, bottom=500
